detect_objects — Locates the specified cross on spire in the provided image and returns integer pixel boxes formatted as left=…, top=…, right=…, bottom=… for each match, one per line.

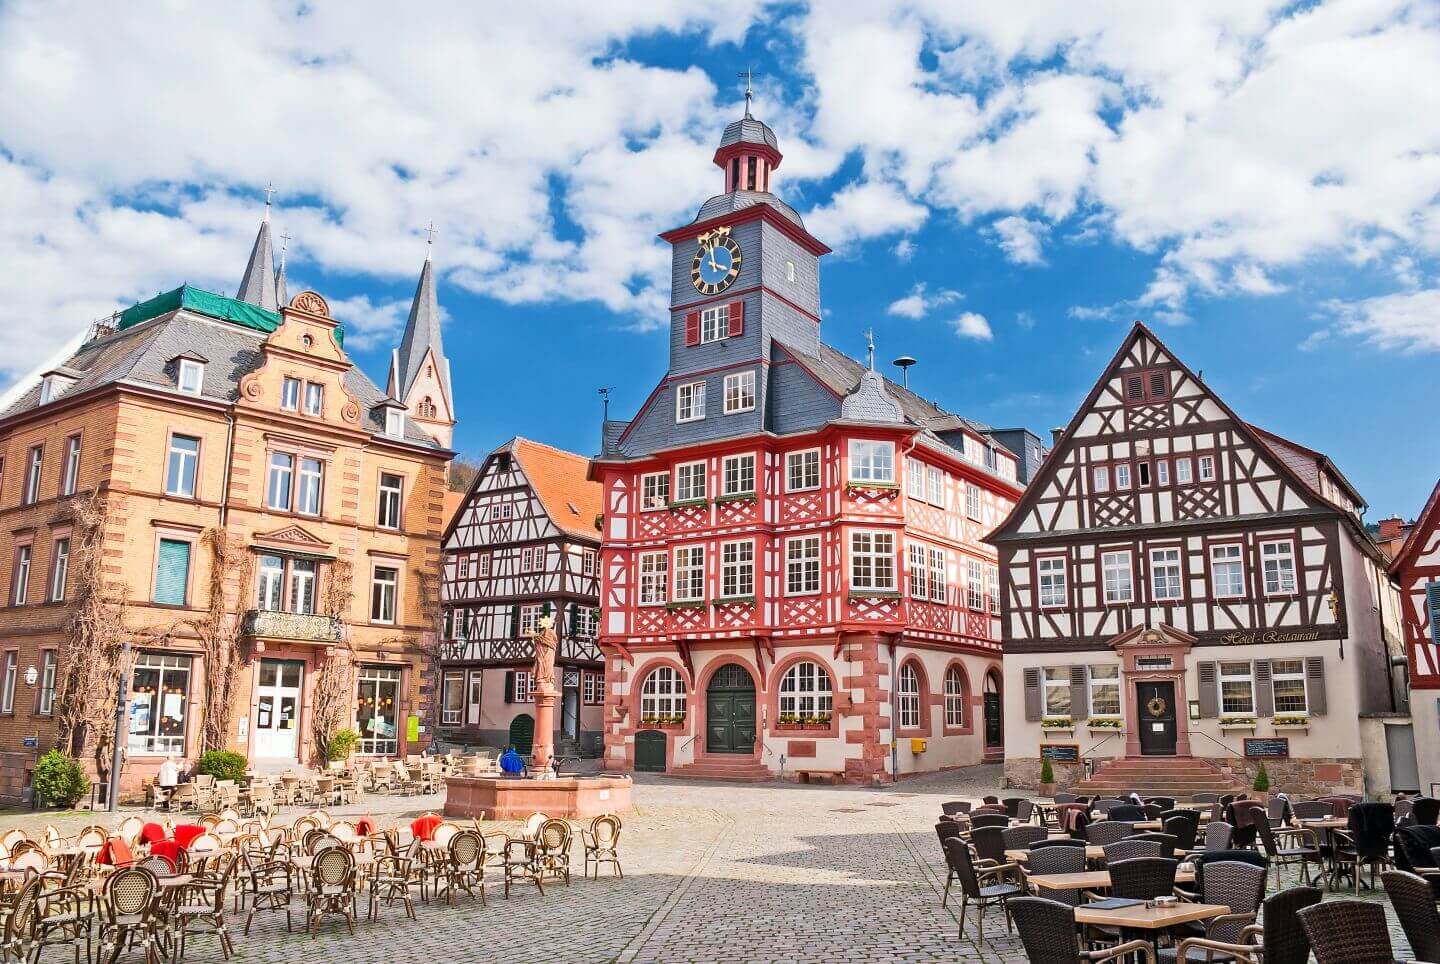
left=424, top=221, right=437, bottom=261
left=262, top=181, right=276, bottom=220
left=277, top=230, right=291, bottom=264
left=738, top=67, right=759, bottom=118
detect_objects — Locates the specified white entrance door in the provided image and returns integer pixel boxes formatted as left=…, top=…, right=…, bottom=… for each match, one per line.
left=254, top=659, right=303, bottom=760
left=467, top=672, right=483, bottom=726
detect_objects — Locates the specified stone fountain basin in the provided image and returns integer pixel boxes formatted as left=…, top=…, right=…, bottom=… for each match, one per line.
left=444, top=773, right=632, bottom=820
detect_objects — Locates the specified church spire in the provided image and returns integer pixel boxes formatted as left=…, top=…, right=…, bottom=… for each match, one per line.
left=235, top=185, right=278, bottom=310
left=275, top=231, right=290, bottom=308
left=388, top=231, right=454, bottom=445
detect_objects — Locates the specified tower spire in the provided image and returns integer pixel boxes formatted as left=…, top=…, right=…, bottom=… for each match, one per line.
left=236, top=190, right=278, bottom=311
left=275, top=231, right=291, bottom=308
left=738, top=67, right=757, bottom=119
left=388, top=237, right=455, bottom=445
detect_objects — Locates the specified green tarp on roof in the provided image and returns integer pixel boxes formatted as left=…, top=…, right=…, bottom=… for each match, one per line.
left=117, top=285, right=343, bottom=344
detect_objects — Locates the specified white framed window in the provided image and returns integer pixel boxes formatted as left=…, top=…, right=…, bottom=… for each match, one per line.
left=1210, top=544, right=1245, bottom=598
left=520, top=546, right=544, bottom=572
left=288, top=559, right=317, bottom=614
left=477, top=554, right=490, bottom=577
left=1038, top=556, right=1067, bottom=608
left=377, top=472, right=403, bottom=529
left=303, top=382, right=324, bottom=416
left=582, top=548, right=597, bottom=576
left=930, top=548, right=947, bottom=603
left=641, top=471, right=670, bottom=509
left=49, top=538, right=69, bottom=602
left=1271, top=658, right=1308, bottom=714
left=1175, top=457, right=1193, bottom=484
left=849, top=530, right=896, bottom=591
left=908, top=544, right=928, bottom=598
left=370, top=566, right=398, bottom=624
left=38, top=651, right=57, bottom=716
left=987, top=563, right=999, bottom=614
left=675, top=461, right=706, bottom=502
left=457, top=555, right=470, bottom=580
left=24, top=446, right=42, bottom=505
left=966, top=482, right=981, bottom=520
left=177, top=359, right=204, bottom=396
left=927, top=467, right=945, bottom=507
left=257, top=555, right=285, bottom=611
left=512, top=670, right=534, bottom=704
left=517, top=603, right=543, bottom=636
left=165, top=434, right=200, bottom=498
left=944, top=668, right=967, bottom=727
left=1093, top=465, right=1110, bottom=493
left=721, top=453, right=755, bottom=496
left=1, top=652, right=15, bottom=714
left=61, top=435, right=81, bottom=496
left=266, top=452, right=294, bottom=510
left=1156, top=460, right=1170, bottom=485
left=897, top=662, right=921, bottom=729
left=127, top=653, right=192, bottom=754
left=1262, top=541, right=1296, bottom=594
left=641, top=667, right=686, bottom=719
left=848, top=439, right=894, bottom=484
left=673, top=545, right=705, bottom=602
left=905, top=457, right=924, bottom=499
left=1150, top=547, right=1183, bottom=601
left=723, top=371, right=756, bottom=413
left=699, top=304, right=730, bottom=344
left=778, top=661, right=832, bottom=719
left=296, top=457, right=323, bottom=515
left=1089, top=664, right=1120, bottom=717
left=720, top=540, right=755, bottom=598
left=967, top=558, right=984, bottom=610
left=1102, top=550, right=1134, bottom=603
left=786, top=449, right=820, bottom=492
left=281, top=377, right=301, bottom=411
left=1115, top=463, right=1132, bottom=489
left=1198, top=455, right=1216, bottom=482
left=676, top=381, right=706, bottom=423
left=582, top=671, right=604, bottom=705
left=1219, top=661, right=1254, bottom=716
left=785, top=536, right=821, bottom=595
left=638, top=552, right=669, bottom=605
left=11, top=544, right=31, bottom=605
left=441, top=671, right=464, bottom=725
left=1043, top=666, right=1072, bottom=718
left=574, top=606, right=599, bottom=639
left=491, top=502, right=514, bottom=522
left=385, top=407, right=405, bottom=438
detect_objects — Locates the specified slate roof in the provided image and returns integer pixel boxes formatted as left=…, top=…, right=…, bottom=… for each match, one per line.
left=807, top=341, right=993, bottom=436
left=719, top=116, right=779, bottom=152
left=236, top=218, right=278, bottom=311
left=509, top=437, right=603, bottom=542
left=840, top=369, right=903, bottom=423
left=393, top=256, right=451, bottom=408
left=693, top=191, right=805, bottom=229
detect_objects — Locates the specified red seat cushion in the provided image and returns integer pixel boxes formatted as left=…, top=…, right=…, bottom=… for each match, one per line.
left=139, top=822, right=166, bottom=845
left=148, top=841, right=180, bottom=870
left=172, top=824, right=205, bottom=849
left=355, top=818, right=375, bottom=836
left=411, top=815, right=443, bottom=842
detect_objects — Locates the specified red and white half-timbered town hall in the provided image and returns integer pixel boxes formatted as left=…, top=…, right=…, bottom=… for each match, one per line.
left=588, top=105, right=1031, bottom=784
left=1390, top=479, right=1440, bottom=796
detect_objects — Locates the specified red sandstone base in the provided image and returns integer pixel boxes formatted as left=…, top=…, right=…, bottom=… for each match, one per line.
left=443, top=774, right=633, bottom=821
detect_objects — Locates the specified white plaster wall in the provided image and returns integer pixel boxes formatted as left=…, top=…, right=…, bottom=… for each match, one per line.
left=1413, top=696, right=1440, bottom=798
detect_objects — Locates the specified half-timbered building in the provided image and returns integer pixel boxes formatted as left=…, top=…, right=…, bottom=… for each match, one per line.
left=1390, top=478, right=1440, bottom=796
left=438, top=438, right=604, bottom=758
left=589, top=104, right=1022, bottom=784
left=992, top=322, right=1403, bottom=798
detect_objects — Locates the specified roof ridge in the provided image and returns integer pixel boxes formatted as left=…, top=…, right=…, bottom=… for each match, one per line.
left=512, top=436, right=591, bottom=462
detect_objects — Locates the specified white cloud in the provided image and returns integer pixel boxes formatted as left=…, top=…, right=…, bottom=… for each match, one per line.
left=991, top=215, right=1050, bottom=265
left=1323, top=288, right=1440, bottom=353
left=1015, top=311, right=1036, bottom=330
left=892, top=238, right=916, bottom=261
left=886, top=282, right=962, bottom=319
left=951, top=311, right=993, bottom=340
left=323, top=294, right=414, bottom=351
left=803, top=180, right=928, bottom=253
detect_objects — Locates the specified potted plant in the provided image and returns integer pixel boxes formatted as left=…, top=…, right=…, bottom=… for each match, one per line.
left=1220, top=716, right=1257, bottom=731
left=33, top=750, right=90, bottom=810
left=323, top=728, right=360, bottom=769
left=1252, top=762, right=1271, bottom=801
left=1272, top=714, right=1310, bottom=731
left=1038, top=757, right=1056, bottom=797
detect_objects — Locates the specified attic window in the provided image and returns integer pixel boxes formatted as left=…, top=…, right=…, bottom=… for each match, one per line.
left=177, top=359, right=205, bottom=396
left=39, top=374, right=75, bottom=405
left=1123, top=368, right=1169, bottom=405
left=385, top=408, right=405, bottom=438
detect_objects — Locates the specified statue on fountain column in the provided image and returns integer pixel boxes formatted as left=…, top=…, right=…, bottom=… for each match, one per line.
left=531, top=612, right=558, bottom=694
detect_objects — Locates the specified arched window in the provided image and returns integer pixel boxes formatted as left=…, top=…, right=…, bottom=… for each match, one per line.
left=640, top=666, right=686, bottom=720
left=778, top=661, right=833, bottom=720
left=944, top=667, right=967, bottom=727
left=897, top=662, right=921, bottom=729
left=418, top=397, right=436, bottom=418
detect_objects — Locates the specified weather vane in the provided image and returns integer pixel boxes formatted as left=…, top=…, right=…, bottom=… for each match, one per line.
left=738, top=67, right=760, bottom=118
left=864, top=328, right=876, bottom=371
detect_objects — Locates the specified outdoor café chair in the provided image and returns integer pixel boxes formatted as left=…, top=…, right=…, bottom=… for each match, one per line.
left=29, top=875, right=93, bottom=964
left=305, top=846, right=358, bottom=938
left=1083, top=820, right=1135, bottom=847
left=942, top=836, right=1022, bottom=945
left=1330, top=801, right=1394, bottom=893
left=1102, top=838, right=1164, bottom=863
left=1010, top=896, right=1156, bottom=964
left=172, top=850, right=239, bottom=960
left=1023, top=844, right=1085, bottom=906
left=1, top=877, right=42, bottom=964
left=367, top=838, right=420, bottom=922
left=1254, top=817, right=1320, bottom=889
left=1159, top=859, right=1265, bottom=960
left=1381, top=870, right=1440, bottom=963
left=970, top=826, right=1007, bottom=865
left=436, top=829, right=486, bottom=906
left=1197, top=821, right=1234, bottom=853
left=98, top=867, right=163, bottom=964
left=1297, top=898, right=1396, bottom=964
left=582, top=814, right=623, bottom=879
left=1001, top=825, right=1049, bottom=852
left=1174, top=884, right=1320, bottom=964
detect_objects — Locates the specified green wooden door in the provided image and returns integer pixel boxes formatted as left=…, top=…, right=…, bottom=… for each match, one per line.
left=509, top=713, right=535, bottom=755
left=634, top=730, right=667, bottom=772
left=705, top=664, right=756, bottom=754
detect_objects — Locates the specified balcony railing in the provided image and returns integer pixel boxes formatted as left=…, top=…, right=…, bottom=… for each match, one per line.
left=242, top=609, right=344, bottom=644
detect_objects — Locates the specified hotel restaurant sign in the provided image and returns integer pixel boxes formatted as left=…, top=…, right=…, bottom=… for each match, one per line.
left=1218, top=629, right=1322, bottom=645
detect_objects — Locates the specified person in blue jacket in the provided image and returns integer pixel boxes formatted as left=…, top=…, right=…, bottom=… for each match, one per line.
left=499, top=745, right=525, bottom=776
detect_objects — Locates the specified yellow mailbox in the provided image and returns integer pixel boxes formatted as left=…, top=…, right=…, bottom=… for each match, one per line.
left=910, top=737, right=928, bottom=754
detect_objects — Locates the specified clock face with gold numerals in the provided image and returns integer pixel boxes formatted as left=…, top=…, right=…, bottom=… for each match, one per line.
left=691, top=230, right=742, bottom=295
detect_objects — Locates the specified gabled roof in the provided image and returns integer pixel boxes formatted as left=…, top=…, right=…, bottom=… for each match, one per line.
left=1247, top=423, right=1366, bottom=510
left=511, top=437, right=602, bottom=542
left=392, top=255, right=451, bottom=410
left=1389, top=478, right=1440, bottom=575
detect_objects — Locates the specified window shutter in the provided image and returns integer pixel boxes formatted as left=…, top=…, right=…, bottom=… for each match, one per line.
left=1427, top=581, right=1440, bottom=645
left=1305, top=656, right=1327, bottom=716
left=504, top=671, right=515, bottom=704
left=1023, top=668, right=1041, bottom=722
left=1124, top=374, right=1144, bottom=402
left=1196, top=661, right=1218, bottom=718
left=728, top=300, right=744, bottom=338
left=1069, top=665, right=1089, bottom=721
left=154, top=539, right=191, bottom=605
left=684, top=311, right=700, bottom=347
left=509, top=604, right=520, bottom=639
left=1254, top=659, right=1274, bottom=718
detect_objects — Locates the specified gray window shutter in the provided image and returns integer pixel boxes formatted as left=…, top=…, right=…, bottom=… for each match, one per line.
left=504, top=671, right=515, bottom=704
left=1069, top=665, right=1089, bottom=721
left=510, top=604, right=521, bottom=638
left=1305, top=656, right=1327, bottom=716
left=1254, top=660, right=1274, bottom=718
left=1427, top=581, right=1440, bottom=645
left=1197, top=661, right=1218, bottom=718
left=1023, top=668, right=1041, bottom=722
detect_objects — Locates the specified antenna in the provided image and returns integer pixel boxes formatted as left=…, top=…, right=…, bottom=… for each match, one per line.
left=738, top=68, right=760, bottom=118
left=598, top=386, right=613, bottom=423
left=892, top=355, right=916, bottom=389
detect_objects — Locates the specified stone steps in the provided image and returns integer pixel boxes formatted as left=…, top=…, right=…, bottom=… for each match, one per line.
left=1073, top=756, right=1245, bottom=800
left=665, top=757, right=774, bottom=783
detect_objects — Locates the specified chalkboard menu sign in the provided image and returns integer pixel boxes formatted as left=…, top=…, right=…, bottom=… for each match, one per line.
left=1243, top=737, right=1290, bottom=759
left=1040, top=744, right=1080, bottom=763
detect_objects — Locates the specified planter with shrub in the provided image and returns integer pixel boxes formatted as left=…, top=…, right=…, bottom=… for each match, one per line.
left=33, top=750, right=90, bottom=809
left=196, top=750, right=248, bottom=785
left=1038, top=757, right=1055, bottom=797
left=322, top=728, right=360, bottom=767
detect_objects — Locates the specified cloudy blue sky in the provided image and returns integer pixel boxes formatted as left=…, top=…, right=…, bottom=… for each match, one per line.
left=2, top=1, right=1438, bottom=516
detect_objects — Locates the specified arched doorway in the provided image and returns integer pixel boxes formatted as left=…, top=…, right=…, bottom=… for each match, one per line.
left=509, top=713, right=535, bottom=755
left=983, top=671, right=1003, bottom=749
left=705, top=663, right=756, bottom=754
left=635, top=730, right=668, bottom=772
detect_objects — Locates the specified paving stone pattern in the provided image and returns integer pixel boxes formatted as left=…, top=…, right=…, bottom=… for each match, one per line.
left=2, top=765, right=1418, bottom=961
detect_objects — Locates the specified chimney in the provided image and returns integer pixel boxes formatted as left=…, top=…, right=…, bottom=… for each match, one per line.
left=1050, top=427, right=1065, bottom=447
left=1378, top=517, right=1404, bottom=540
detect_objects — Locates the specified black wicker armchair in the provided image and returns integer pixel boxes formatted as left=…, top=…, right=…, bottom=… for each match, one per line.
left=1296, top=898, right=1395, bottom=964
left=1010, top=896, right=1155, bottom=964
left=1381, top=869, right=1440, bottom=963
left=1174, top=884, right=1320, bottom=964
left=943, top=836, right=1023, bottom=945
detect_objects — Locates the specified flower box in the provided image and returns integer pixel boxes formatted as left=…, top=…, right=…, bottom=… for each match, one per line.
left=1220, top=719, right=1257, bottom=731
left=714, top=492, right=757, bottom=505
left=848, top=590, right=902, bottom=603
left=713, top=596, right=757, bottom=608
left=665, top=600, right=706, bottom=612
left=776, top=721, right=831, bottom=732
left=640, top=717, right=687, bottom=729
left=847, top=481, right=900, bottom=493
left=666, top=498, right=709, bottom=511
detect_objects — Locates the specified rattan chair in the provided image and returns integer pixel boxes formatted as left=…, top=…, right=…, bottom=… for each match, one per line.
left=1330, top=802, right=1394, bottom=893
left=1, top=877, right=42, bottom=963
left=1296, top=898, right=1395, bottom=964
left=1175, top=884, right=1320, bottom=964
left=1084, top=820, right=1135, bottom=846
left=29, top=872, right=93, bottom=963
left=943, top=836, right=1022, bottom=945
left=533, top=819, right=572, bottom=887
left=98, top=867, right=163, bottom=964
left=1197, top=821, right=1234, bottom=853
left=1381, top=870, right=1440, bottom=963
left=503, top=836, right=546, bottom=899
left=305, top=846, right=357, bottom=937
left=436, top=829, right=486, bottom=906
left=172, top=850, right=238, bottom=960
left=582, top=814, right=623, bottom=879
left=1010, top=896, right=1156, bottom=963
left=1002, top=825, right=1049, bottom=851
left=1108, top=805, right=1148, bottom=822
left=367, top=839, right=419, bottom=922
left=1092, top=798, right=1127, bottom=815
left=1031, top=837, right=1086, bottom=851
left=970, top=826, right=1008, bottom=865
left=1105, top=857, right=1177, bottom=901
left=941, top=801, right=973, bottom=816
left=1254, top=817, right=1320, bottom=889
left=242, top=857, right=295, bottom=935
left=1159, top=859, right=1266, bottom=961
left=969, top=813, right=1010, bottom=831
left=1162, top=813, right=1200, bottom=851
left=1146, top=796, right=1177, bottom=812
left=1025, top=844, right=1085, bottom=906
left=1102, top=838, right=1164, bottom=863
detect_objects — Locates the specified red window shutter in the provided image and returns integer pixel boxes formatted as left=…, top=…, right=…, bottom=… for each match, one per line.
left=685, top=311, right=700, bottom=347
left=728, top=301, right=744, bottom=338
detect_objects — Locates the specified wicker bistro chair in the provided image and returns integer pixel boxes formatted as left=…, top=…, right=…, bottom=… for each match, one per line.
left=171, top=850, right=238, bottom=960
left=1108, top=805, right=1148, bottom=822
left=243, top=858, right=296, bottom=935
left=1254, top=818, right=1321, bottom=889
left=941, top=801, right=973, bottom=817
left=435, top=830, right=486, bottom=906
left=1104, top=857, right=1178, bottom=901
left=1330, top=802, right=1394, bottom=894
left=969, top=813, right=1010, bottom=831
left=29, top=873, right=93, bottom=963
left=970, top=826, right=1008, bottom=865
left=367, top=839, right=419, bottom=922
left=1158, top=859, right=1266, bottom=961
left=1175, top=884, right=1321, bottom=964
left=1296, top=898, right=1396, bottom=964
left=1162, top=814, right=1200, bottom=852
left=943, top=836, right=1023, bottom=945
left=305, top=846, right=358, bottom=938
left=98, top=867, right=164, bottom=964
left=1197, top=821, right=1234, bottom=853
left=503, top=836, right=547, bottom=899
left=1084, top=820, right=1136, bottom=847
left=1381, top=870, right=1440, bottom=964
left=1030, top=838, right=1087, bottom=852
left=582, top=815, right=623, bottom=880
left=1, top=877, right=42, bottom=964
left=1009, top=896, right=1157, bottom=964
left=1001, top=825, right=1050, bottom=852
left=532, top=819, right=573, bottom=887
left=1092, top=798, right=1127, bottom=816
left=1102, top=838, right=1165, bottom=863
left=1024, top=843, right=1086, bottom=906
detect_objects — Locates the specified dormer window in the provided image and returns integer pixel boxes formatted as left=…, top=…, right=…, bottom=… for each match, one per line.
left=38, top=371, right=76, bottom=405
left=177, top=359, right=205, bottom=396
left=385, top=407, right=405, bottom=438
